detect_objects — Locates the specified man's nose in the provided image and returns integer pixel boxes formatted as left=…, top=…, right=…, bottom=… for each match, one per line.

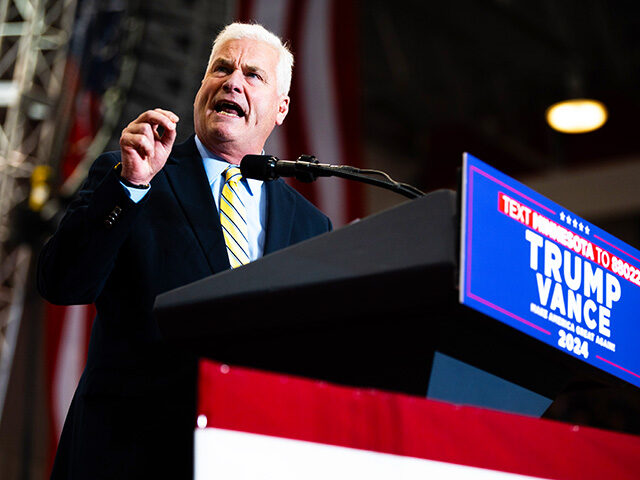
left=222, top=70, right=243, bottom=93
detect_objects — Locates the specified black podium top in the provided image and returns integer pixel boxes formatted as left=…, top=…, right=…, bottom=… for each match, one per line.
left=155, top=188, right=640, bottom=435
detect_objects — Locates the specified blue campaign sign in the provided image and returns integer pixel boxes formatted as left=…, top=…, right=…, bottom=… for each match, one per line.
left=459, top=153, right=640, bottom=389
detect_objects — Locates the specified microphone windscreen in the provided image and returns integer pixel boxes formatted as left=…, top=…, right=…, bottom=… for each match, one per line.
left=240, top=155, right=277, bottom=180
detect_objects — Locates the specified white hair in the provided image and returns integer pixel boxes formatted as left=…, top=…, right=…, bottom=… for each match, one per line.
left=207, top=22, right=294, bottom=96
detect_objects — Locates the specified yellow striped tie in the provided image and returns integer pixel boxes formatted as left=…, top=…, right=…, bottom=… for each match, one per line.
left=220, top=166, right=250, bottom=268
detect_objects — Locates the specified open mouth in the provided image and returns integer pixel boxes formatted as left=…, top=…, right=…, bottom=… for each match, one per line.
left=213, top=100, right=245, bottom=118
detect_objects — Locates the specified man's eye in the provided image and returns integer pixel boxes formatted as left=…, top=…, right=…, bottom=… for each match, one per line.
left=214, top=65, right=231, bottom=73
left=247, top=72, right=262, bottom=81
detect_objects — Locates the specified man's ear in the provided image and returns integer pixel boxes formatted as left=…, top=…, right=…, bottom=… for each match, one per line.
left=275, top=96, right=290, bottom=126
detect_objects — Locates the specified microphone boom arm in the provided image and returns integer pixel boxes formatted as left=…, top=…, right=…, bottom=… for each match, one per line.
left=285, top=156, right=426, bottom=199
left=240, top=154, right=426, bottom=200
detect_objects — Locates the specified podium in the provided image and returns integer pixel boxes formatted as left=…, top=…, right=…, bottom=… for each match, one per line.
left=155, top=188, right=640, bottom=434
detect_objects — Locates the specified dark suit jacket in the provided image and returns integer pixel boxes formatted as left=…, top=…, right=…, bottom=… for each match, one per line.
left=37, top=136, right=332, bottom=479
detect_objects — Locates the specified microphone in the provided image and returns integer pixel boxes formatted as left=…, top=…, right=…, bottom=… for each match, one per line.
left=241, top=154, right=333, bottom=183
left=240, top=154, right=426, bottom=199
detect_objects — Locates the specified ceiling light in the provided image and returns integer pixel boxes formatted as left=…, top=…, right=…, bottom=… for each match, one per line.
left=546, top=98, right=608, bottom=134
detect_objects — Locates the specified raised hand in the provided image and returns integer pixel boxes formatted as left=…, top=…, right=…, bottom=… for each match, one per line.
left=119, top=108, right=179, bottom=185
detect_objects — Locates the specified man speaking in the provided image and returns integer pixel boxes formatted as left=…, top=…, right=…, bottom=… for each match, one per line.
left=38, top=22, right=331, bottom=479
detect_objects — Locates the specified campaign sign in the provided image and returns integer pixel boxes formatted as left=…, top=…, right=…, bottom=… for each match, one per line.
left=459, top=153, right=640, bottom=389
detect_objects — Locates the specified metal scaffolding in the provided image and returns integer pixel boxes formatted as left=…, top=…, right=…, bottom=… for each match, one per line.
left=0, top=0, right=77, bottom=418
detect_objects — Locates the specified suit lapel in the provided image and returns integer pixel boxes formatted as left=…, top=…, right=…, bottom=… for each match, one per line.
left=162, top=136, right=231, bottom=273
left=264, top=180, right=296, bottom=255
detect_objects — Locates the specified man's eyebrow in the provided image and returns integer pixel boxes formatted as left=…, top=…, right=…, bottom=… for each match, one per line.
left=244, top=64, right=268, bottom=79
left=210, top=59, right=268, bottom=80
left=211, top=58, right=233, bottom=69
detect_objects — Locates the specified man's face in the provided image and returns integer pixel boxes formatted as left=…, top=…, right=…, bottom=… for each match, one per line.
left=193, top=38, right=289, bottom=162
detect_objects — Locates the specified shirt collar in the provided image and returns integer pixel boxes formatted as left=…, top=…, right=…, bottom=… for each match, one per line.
left=194, top=135, right=262, bottom=194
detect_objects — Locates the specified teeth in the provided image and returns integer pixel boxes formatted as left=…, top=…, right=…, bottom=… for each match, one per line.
left=215, top=101, right=243, bottom=117
left=218, top=110, right=238, bottom=117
